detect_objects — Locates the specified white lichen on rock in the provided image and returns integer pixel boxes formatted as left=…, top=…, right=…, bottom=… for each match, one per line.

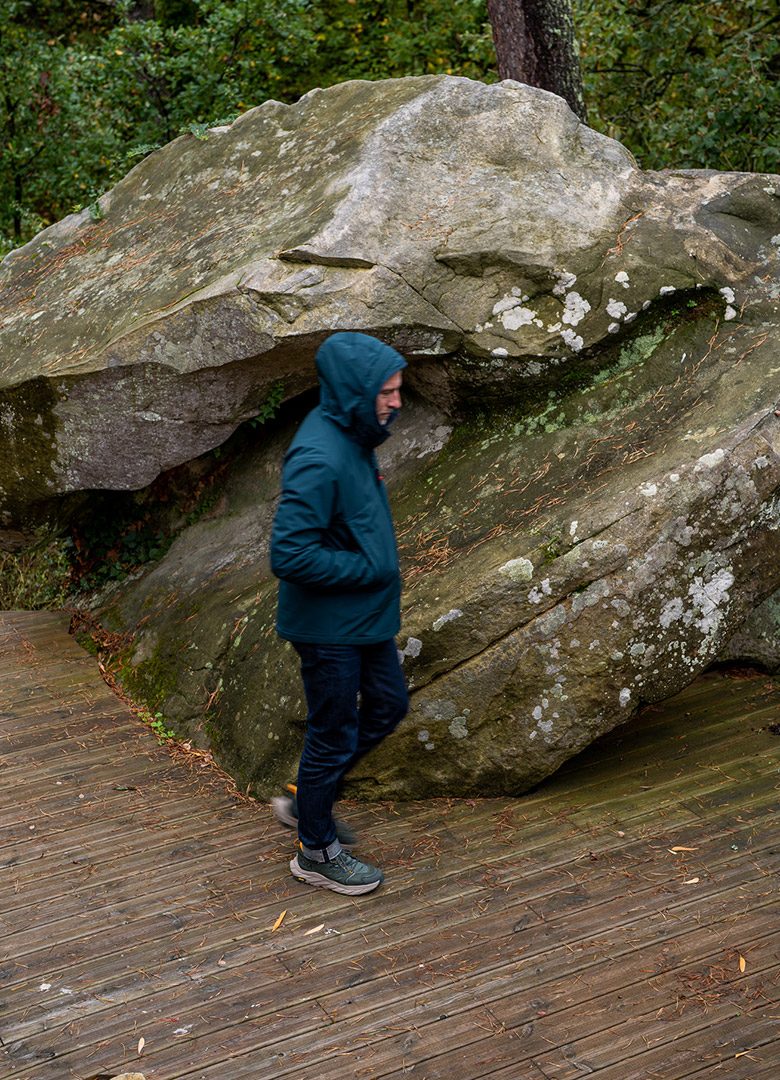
left=657, top=563, right=735, bottom=655
left=571, top=578, right=612, bottom=615
left=499, top=557, right=534, bottom=582
left=432, top=608, right=463, bottom=631
left=503, top=305, right=538, bottom=331
left=399, top=637, right=422, bottom=663
left=688, top=568, right=734, bottom=639
left=492, top=294, right=538, bottom=332
left=449, top=716, right=469, bottom=739
left=561, top=292, right=591, bottom=326
left=694, top=448, right=726, bottom=472
left=560, top=328, right=584, bottom=351
left=606, top=298, right=628, bottom=319
left=552, top=269, right=577, bottom=296
left=528, top=578, right=553, bottom=605
left=414, top=425, right=453, bottom=459
left=659, top=597, right=685, bottom=629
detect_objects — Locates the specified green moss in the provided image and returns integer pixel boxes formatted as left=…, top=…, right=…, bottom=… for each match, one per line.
left=75, top=630, right=99, bottom=656
left=118, top=643, right=180, bottom=712
left=592, top=326, right=666, bottom=387
left=541, top=531, right=564, bottom=564
left=0, top=377, right=61, bottom=525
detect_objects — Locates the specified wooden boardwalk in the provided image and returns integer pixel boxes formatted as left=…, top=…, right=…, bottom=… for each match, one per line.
left=1, top=610, right=778, bottom=1080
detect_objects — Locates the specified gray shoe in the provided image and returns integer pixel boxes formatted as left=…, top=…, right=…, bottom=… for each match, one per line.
left=290, top=850, right=384, bottom=895
left=271, top=784, right=357, bottom=848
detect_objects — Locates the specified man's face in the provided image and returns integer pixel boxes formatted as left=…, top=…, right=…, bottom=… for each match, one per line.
left=375, top=370, right=403, bottom=424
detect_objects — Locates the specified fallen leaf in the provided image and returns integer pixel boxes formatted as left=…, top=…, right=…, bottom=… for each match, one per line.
left=739, top=954, right=746, bottom=973
left=217, top=956, right=227, bottom=967
left=668, top=846, right=698, bottom=852
left=683, top=877, right=700, bottom=884
left=138, top=1036, right=145, bottom=1055
left=304, top=923, right=325, bottom=936
left=272, top=909, right=287, bottom=932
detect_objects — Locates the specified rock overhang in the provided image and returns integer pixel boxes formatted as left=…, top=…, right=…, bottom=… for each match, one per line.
left=4, top=75, right=776, bottom=532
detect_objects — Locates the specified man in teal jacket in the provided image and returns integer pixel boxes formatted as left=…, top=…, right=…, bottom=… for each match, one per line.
left=270, top=331, right=409, bottom=895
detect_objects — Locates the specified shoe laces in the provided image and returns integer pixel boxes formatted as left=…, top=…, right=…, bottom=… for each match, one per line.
left=332, top=850, right=363, bottom=871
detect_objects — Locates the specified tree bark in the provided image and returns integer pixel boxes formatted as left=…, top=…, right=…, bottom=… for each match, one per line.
left=486, top=0, right=587, bottom=123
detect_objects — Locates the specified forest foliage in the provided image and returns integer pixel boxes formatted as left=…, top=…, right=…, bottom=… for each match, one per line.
left=1, top=0, right=778, bottom=254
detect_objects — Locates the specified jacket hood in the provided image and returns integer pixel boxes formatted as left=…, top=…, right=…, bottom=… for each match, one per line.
left=316, top=332, right=407, bottom=448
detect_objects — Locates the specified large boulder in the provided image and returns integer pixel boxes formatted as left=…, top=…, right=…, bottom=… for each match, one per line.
left=2, top=76, right=779, bottom=797
left=719, top=588, right=780, bottom=674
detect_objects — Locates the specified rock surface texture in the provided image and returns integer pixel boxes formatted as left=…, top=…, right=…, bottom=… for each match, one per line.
left=2, top=76, right=779, bottom=797
left=719, top=588, right=780, bottom=674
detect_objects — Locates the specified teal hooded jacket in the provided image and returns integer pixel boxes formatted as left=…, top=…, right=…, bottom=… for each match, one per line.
left=270, top=332, right=407, bottom=644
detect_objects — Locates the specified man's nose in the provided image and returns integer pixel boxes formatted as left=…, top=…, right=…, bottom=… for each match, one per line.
left=389, top=390, right=402, bottom=408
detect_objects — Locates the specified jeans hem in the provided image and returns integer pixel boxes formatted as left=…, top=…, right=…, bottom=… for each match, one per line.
left=300, top=839, right=343, bottom=863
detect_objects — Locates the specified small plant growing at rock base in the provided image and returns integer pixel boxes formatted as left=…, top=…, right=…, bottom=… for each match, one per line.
left=541, top=531, right=564, bottom=564
left=140, top=709, right=177, bottom=744
left=0, top=534, right=73, bottom=609
left=250, top=381, right=284, bottom=428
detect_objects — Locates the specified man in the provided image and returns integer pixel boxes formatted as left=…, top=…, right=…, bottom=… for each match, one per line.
left=269, top=331, right=409, bottom=895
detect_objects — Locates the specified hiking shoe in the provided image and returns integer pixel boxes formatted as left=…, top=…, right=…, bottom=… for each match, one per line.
left=270, top=784, right=357, bottom=848
left=290, top=849, right=384, bottom=895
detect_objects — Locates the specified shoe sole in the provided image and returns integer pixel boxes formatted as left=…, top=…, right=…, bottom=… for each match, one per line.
left=271, top=798, right=355, bottom=849
left=289, top=855, right=382, bottom=895
left=270, top=796, right=298, bottom=830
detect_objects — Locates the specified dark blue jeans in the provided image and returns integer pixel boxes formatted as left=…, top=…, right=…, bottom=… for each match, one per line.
left=292, top=639, right=408, bottom=860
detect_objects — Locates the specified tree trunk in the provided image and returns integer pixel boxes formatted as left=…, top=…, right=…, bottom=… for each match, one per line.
left=486, top=0, right=587, bottom=123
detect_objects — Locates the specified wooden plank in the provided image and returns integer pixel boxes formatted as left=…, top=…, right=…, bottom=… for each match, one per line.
left=0, top=781, right=721, bottom=967
left=3, top=999, right=329, bottom=1080
left=530, top=977, right=780, bottom=1079
left=1, top=751, right=773, bottom=1010
left=120, top=940, right=780, bottom=1080
left=1, top=611, right=779, bottom=1080
left=347, top=934, right=779, bottom=1080
left=7, top=841, right=776, bottom=1077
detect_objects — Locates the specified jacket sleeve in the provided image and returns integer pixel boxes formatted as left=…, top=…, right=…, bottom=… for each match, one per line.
left=270, top=449, right=383, bottom=590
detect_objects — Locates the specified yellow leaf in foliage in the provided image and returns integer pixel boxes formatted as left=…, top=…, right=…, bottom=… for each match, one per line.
left=272, top=909, right=287, bottom=932
left=739, top=954, right=746, bottom=973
